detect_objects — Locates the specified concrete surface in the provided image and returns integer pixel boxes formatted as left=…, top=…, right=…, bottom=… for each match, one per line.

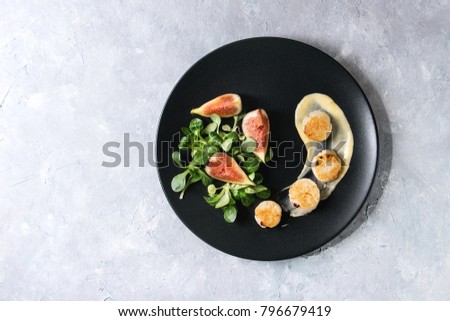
left=0, top=1, right=449, bottom=300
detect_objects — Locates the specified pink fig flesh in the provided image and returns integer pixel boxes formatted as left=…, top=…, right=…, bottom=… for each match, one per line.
left=191, top=94, right=242, bottom=118
left=205, top=152, right=254, bottom=185
left=242, top=109, right=270, bottom=162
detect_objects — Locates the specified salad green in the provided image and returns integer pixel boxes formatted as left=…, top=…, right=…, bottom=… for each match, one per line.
left=171, top=113, right=272, bottom=223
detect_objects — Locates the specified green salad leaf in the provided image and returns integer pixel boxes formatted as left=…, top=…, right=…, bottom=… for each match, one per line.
left=171, top=111, right=272, bottom=222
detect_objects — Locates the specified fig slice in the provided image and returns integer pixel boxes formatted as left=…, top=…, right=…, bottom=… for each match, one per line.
left=205, top=152, right=255, bottom=186
left=242, top=109, right=270, bottom=162
left=191, top=94, right=242, bottom=118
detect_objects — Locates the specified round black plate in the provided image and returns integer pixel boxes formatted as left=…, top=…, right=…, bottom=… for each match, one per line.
left=156, top=37, right=378, bottom=261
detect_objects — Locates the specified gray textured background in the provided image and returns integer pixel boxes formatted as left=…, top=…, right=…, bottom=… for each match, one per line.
left=1, top=1, right=449, bottom=300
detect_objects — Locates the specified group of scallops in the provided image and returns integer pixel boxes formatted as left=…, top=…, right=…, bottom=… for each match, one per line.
left=256, top=100, right=344, bottom=228
left=289, top=110, right=341, bottom=217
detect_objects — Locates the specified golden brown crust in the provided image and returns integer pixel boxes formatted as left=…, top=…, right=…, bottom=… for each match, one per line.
left=254, top=201, right=282, bottom=228
left=312, top=150, right=341, bottom=182
left=288, top=178, right=320, bottom=213
left=303, top=110, right=332, bottom=142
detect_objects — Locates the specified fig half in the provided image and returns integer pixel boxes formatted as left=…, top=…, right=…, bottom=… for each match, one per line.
left=205, top=152, right=254, bottom=186
left=242, top=109, right=270, bottom=162
left=191, top=94, right=242, bottom=118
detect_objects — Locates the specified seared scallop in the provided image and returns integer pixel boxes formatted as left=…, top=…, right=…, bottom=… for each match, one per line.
left=303, top=110, right=332, bottom=142
left=254, top=201, right=282, bottom=228
left=312, top=150, right=341, bottom=182
left=288, top=178, right=320, bottom=216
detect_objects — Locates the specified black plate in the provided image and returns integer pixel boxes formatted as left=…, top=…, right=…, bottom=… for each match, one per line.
left=156, top=37, right=378, bottom=261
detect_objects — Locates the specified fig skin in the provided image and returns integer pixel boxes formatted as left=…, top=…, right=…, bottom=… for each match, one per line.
left=191, top=94, right=242, bottom=118
left=242, top=109, right=270, bottom=162
left=205, top=152, right=255, bottom=186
